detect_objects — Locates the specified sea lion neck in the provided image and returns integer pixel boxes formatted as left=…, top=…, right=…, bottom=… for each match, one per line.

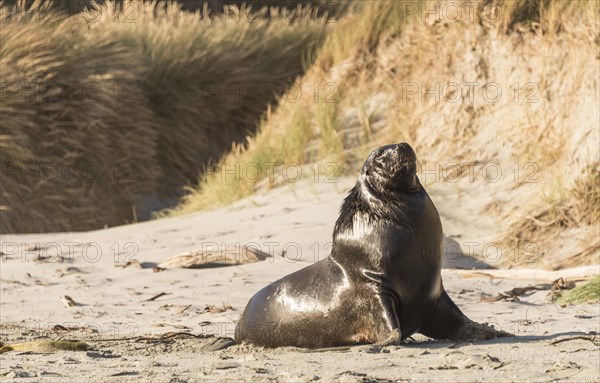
left=332, top=181, right=414, bottom=241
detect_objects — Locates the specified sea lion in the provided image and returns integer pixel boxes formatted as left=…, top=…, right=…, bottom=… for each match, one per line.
left=235, top=142, right=509, bottom=348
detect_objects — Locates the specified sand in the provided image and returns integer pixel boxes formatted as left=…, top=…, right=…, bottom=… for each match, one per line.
left=1, top=177, right=599, bottom=382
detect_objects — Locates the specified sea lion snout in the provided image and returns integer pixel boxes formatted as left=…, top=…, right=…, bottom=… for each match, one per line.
left=394, top=143, right=417, bottom=177
left=364, top=143, right=419, bottom=193
left=396, top=142, right=417, bottom=162
left=369, top=143, right=417, bottom=172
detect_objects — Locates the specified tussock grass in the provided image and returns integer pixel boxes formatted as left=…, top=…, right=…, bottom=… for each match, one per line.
left=0, top=0, right=328, bottom=232
left=0, top=1, right=159, bottom=232
left=171, top=0, right=423, bottom=213
left=1, top=0, right=348, bottom=16
left=88, top=1, right=327, bottom=196
left=315, top=0, right=424, bottom=68
left=556, top=277, right=600, bottom=305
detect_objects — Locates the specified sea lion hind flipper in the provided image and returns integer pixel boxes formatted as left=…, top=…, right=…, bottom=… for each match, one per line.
left=418, top=290, right=467, bottom=340
left=453, top=318, right=513, bottom=340
left=419, top=290, right=513, bottom=341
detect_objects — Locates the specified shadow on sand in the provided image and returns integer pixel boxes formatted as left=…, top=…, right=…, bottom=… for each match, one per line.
left=404, top=331, right=597, bottom=349
left=442, top=236, right=494, bottom=270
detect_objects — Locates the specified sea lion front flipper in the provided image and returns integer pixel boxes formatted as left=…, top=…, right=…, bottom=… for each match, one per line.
left=418, top=290, right=467, bottom=340
left=374, top=328, right=402, bottom=346
left=363, top=270, right=403, bottom=345
left=374, top=288, right=403, bottom=345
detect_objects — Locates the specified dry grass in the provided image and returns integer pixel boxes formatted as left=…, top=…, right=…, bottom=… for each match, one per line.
left=503, top=164, right=600, bottom=268
left=89, top=1, right=327, bottom=196
left=1, top=0, right=348, bottom=16
left=175, top=0, right=599, bottom=268
left=170, top=0, right=423, bottom=213
left=0, top=0, right=159, bottom=232
left=0, top=0, right=328, bottom=232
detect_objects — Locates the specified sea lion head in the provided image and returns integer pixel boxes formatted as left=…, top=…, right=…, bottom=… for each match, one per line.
left=360, top=142, right=420, bottom=195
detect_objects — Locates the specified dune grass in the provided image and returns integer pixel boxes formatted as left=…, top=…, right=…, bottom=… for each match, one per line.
left=0, top=0, right=328, bottom=232
left=556, top=277, right=600, bottom=305
left=170, top=0, right=424, bottom=213
left=172, top=0, right=599, bottom=269
left=174, top=0, right=599, bottom=209
left=0, top=1, right=160, bottom=231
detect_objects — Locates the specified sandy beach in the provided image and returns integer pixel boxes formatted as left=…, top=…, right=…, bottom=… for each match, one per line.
left=1, top=177, right=598, bottom=382
left=1, top=0, right=599, bottom=382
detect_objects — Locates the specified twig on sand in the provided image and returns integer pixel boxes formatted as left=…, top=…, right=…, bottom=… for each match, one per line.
left=95, top=332, right=237, bottom=351
left=298, top=346, right=352, bottom=353
left=96, top=331, right=214, bottom=343
left=550, top=336, right=596, bottom=346
left=143, top=292, right=171, bottom=302
left=135, top=332, right=213, bottom=342
left=60, top=295, right=79, bottom=307
left=204, top=303, right=234, bottom=313
left=481, top=278, right=577, bottom=302
left=177, top=304, right=192, bottom=314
